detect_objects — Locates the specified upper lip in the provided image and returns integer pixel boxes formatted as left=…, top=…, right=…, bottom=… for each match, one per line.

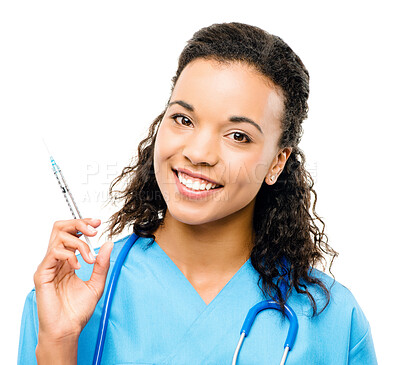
left=173, top=167, right=223, bottom=186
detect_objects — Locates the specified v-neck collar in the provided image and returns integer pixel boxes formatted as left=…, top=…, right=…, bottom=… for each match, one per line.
left=151, top=238, right=252, bottom=308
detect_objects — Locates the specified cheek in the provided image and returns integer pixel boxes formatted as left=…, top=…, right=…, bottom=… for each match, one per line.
left=252, top=156, right=272, bottom=183
left=154, top=123, right=176, bottom=169
left=224, top=151, right=271, bottom=187
left=245, top=142, right=278, bottom=184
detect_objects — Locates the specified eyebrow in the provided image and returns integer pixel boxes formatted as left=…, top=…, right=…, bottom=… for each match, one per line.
left=168, top=100, right=264, bottom=135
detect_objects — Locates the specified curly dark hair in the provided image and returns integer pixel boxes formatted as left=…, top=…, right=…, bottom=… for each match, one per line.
left=104, top=22, right=338, bottom=317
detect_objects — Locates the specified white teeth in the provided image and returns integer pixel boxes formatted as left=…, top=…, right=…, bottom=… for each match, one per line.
left=177, top=171, right=218, bottom=191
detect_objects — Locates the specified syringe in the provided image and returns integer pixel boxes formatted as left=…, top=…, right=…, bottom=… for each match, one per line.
left=43, top=140, right=97, bottom=257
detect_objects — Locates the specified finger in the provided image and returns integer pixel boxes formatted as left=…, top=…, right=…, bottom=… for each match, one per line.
left=49, top=218, right=101, bottom=241
left=86, top=241, right=114, bottom=299
left=73, top=218, right=101, bottom=235
left=53, top=231, right=96, bottom=264
left=38, top=246, right=81, bottom=275
left=48, top=218, right=100, bottom=250
left=35, top=247, right=81, bottom=289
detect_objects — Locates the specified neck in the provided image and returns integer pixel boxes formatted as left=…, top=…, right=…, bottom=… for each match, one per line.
left=153, top=204, right=255, bottom=279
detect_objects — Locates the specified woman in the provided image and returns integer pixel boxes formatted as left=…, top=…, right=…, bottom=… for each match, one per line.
left=18, top=22, right=378, bottom=364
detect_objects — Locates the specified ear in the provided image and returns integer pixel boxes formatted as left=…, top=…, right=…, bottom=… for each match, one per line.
left=265, top=147, right=292, bottom=185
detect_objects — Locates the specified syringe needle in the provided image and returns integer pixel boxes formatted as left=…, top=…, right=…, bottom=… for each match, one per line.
left=42, top=138, right=52, bottom=157
left=43, top=139, right=97, bottom=257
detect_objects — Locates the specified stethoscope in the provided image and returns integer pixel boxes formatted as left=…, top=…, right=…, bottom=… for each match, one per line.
left=92, top=233, right=299, bottom=365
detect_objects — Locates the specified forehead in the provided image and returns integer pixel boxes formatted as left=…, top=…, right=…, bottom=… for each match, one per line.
left=170, top=58, right=284, bottom=131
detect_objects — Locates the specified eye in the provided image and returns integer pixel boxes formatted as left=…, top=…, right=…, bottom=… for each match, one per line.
left=228, top=131, right=252, bottom=144
left=171, top=114, right=193, bottom=127
left=170, top=113, right=252, bottom=144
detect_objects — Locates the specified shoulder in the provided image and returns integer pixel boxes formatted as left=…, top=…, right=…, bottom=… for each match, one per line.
left=300, top=268, right=364, bottom=315
left=309, top=269, right=377, bottom=361
left=297, top=268, right=372, bottom=350
left=21, top=288, right=38, bottom=318
left=286, top=267, right=361, bottom=312
left=308, top=268, right=363, bottom=315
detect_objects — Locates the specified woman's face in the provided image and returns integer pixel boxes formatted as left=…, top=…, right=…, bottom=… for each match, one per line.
left=153, top=58, right=290, bottom=226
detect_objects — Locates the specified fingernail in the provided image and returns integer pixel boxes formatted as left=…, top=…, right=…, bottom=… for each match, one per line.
left=89, top=252, right=96, bottom=261
left=87, top=225, right=97, bottom=234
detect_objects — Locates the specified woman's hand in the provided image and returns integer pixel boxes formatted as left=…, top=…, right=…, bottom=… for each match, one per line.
left=34, top=218, right=113, bottom=345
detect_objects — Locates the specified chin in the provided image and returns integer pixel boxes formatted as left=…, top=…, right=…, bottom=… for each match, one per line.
left=167, top=205, right=221, bottom=226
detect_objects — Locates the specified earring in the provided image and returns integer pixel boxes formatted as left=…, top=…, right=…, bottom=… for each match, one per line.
left=270, top=175, right=276, bottom=182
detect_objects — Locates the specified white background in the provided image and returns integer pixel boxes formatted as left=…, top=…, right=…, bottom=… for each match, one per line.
left=1, top=0, right=398, bottom=363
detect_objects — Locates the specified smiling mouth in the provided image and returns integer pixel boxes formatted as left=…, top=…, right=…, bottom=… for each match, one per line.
left=172, top=169, right=224, bottom=189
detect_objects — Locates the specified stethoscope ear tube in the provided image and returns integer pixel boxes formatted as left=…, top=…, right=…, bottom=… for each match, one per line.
left=92, top=233, right=140, bottom=365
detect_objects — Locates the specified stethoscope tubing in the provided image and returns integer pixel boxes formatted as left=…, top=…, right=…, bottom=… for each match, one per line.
left=92, top=233, right=140, bottom=365
left=231, top=300, right=298, bottom=365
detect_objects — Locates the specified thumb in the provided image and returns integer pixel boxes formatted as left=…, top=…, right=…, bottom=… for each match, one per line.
left=86, top=241, right=114, bottom=300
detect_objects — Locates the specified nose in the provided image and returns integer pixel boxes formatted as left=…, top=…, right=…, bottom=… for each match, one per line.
left=181, top=128, right=219, bottom=166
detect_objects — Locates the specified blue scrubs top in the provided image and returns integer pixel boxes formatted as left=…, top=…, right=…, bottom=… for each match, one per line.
left=18, top=235, right=378, bottom=364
